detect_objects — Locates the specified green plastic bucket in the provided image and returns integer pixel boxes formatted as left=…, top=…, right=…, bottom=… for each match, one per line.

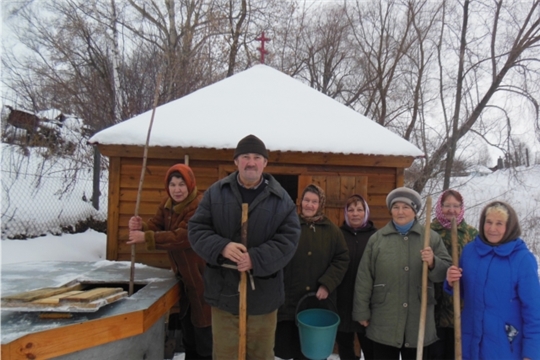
left=297, top=308, right=340, bottom=360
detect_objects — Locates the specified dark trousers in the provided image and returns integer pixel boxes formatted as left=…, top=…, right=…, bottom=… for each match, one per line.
left=181, top=307, right=213, bottom=359
left=335, top=330, right=374, bottom=360
left=372, top=341, right=426, bottom=360
left=274, top=320, right=307, bottom=359
left=427, top=327, right=455, bottom=360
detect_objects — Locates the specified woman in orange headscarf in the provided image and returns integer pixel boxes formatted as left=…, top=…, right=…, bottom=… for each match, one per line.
left=128, top=164, right=212, bottom=359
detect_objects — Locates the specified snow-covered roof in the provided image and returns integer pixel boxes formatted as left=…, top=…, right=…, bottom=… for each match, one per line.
left=89, top=65, right=424, bottom=157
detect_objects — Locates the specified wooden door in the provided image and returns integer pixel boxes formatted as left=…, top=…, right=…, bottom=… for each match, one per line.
left=298, top=175, right=368, bottom=226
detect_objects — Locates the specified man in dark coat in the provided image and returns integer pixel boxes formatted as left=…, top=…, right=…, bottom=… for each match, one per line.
left=188, top=134, right=301, bottom=360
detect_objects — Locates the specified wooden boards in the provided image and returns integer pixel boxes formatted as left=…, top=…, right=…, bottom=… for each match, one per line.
left=1, top=283, right=128, bottom=313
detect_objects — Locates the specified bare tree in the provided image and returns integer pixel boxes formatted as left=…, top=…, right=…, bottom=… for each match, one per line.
left=123, top=0, right=223, bottom=102
left=2, top=0, right=123, bottom=131
left=109, top=0, right=124, bottom=123
left=412, top=0, right=540, bottom=193
left=224, top=0, right=247, bottom=76
left=3, top=0, right=539, bottom=200
left=295, top=4, right=352, bottom=99
left=345, top=0, right=419, bottom=127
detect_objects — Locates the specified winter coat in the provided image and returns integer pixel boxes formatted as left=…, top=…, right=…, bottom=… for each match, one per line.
left=445, top=236, right=540, bottom=360
left=188, top=172, right=301, bottom=316
left=278, top=216, right=349, bottom=322
left=336, top=221, right=377, bottom=333
left=352, top=220, right=452, bottom=348
left=142, top=190, right=211, bottom=328
left=431, top=218, right=477, bottom=328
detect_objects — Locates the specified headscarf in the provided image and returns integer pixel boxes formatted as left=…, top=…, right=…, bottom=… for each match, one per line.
left=164, top=164, right=197, bottom=199
left=478, top=201, right=521, bottom=246
left=299, top=184, right=326, bottom=224
left=435, top=189, right=465, bottom=229
left=344, top=194, right=371, bottom=229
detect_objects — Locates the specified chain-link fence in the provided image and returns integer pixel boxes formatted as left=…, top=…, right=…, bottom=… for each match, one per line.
left=1, top=144, right=108, bottom=239
left=1, top=108, right=110, bottom=239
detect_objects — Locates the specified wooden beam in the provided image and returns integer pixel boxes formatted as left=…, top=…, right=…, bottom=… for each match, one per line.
left=107, top=157, right=121, bottom=261
left=96, top=145, right=417, bottom=168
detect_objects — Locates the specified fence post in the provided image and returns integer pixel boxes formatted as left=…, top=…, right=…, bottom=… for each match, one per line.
left=92, top=146, right=101, bottom=210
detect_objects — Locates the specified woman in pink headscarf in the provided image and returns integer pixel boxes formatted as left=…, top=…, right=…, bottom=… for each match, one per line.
left=428, top=189, right=478, bottom=360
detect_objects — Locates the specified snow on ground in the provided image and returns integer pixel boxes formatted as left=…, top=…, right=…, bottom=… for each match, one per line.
left=425, top=165, right=540, bottom=259
left=1, top=230, right=106, bottom=264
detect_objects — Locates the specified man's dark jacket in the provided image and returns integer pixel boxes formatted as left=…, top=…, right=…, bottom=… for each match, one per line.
left=188, top=172, right=301, bottom=315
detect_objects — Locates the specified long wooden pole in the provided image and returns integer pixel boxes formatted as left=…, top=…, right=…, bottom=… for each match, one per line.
left=238, top=203, right=248, bottom=360
left=451, top=218, right=462, bottom=360
left=417, top=196, right=432, bottom=360
left=129, top=72, right=162, bottom=296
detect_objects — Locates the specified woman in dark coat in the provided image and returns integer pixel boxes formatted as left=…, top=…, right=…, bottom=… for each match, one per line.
left=128, top=164, right=212, bottom=359
left=275, top=184, right=349, bottom=359
left=336, top=194, right=377, bottom=360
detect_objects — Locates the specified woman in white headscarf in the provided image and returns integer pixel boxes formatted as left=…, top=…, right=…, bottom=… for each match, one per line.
left=336, top=194, right=377, bottom=360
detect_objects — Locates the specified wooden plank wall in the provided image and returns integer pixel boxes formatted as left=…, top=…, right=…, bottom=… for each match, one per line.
left=298, top=166, right=396, bottom=230
left=109, top=157, right=402, bottom=268
left=114, top=157, right=219, bottom=268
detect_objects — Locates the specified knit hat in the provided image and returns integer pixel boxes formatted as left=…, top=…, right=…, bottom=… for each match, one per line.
left=386, top=187, right=422, bottom=213
left=164, top=164, right=196, bottom=195
left=233, top=134, right=268, bottom=159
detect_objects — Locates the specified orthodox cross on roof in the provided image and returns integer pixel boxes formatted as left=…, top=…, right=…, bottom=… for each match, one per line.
left=256, top=32, right=271, bottom=64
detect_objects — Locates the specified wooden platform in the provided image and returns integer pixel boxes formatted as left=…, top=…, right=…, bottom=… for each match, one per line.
left=1, top=261, right=180, bottom=360
left=1, top=282, right=128, bottom=312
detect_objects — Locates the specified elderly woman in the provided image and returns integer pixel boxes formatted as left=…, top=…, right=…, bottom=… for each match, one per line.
left=128, top=164, right=212, bottom=360
left=428, top=190, right=478, bottom=360
left=336, top=194, right=377, bottom=360
left=274, top=184, right=349, bottom=360
left=352, top=187, right=452, bottom=360
left=446, top=201, right=540, bottom=360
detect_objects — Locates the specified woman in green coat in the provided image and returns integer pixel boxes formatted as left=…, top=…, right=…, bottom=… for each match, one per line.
left=352, top=187, right=452, bottom=360
left=275, top=184, right=349, bottom=359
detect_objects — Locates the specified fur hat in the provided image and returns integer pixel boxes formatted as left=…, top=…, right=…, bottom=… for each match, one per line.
left=386, top=187, right=422, bottom=213
left=164, top=164, right=196, bottom=195
left=233, top=134, right=268, bottom=159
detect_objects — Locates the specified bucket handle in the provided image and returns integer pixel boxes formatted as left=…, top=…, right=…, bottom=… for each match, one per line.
left=296, top=292, right=318, bottom=315
left=295, top=292, right=317, bottom=325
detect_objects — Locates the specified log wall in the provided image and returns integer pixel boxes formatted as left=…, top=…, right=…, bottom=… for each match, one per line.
left=100, top=145, right=414, bottom=269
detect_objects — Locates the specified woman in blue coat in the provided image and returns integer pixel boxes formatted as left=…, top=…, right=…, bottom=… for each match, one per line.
left=446, top=201, right=540, bottom=360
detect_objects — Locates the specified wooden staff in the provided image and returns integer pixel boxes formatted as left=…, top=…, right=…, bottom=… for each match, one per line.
left=129, top=72, right=162, bottom=296
left=451, top=218, right=462, bottom=360
left=238, top=203, right=249, bottom=360
left=416, top=195, right=432, bottom=360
